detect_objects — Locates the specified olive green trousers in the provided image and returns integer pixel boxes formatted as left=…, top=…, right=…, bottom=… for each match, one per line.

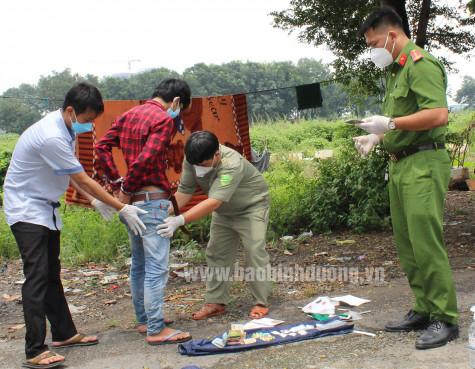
left=205, top=200, right=271, bottom=306
left=389, top=148, right=458, bottom=324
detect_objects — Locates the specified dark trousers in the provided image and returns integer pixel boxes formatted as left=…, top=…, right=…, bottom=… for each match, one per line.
left=11, top=222, right=77, bottom=359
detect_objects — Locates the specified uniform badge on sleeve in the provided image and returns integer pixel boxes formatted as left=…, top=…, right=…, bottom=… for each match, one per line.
left=220, top=174, right=232, bottom=186
left=410, top=49, right=423, bottom=62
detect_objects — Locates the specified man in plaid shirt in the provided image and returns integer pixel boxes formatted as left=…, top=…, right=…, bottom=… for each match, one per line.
left=95, top=78, right=192, bottom=345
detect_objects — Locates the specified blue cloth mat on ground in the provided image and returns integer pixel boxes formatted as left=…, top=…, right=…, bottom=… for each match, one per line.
left=178, top=317, right=353, bottom=356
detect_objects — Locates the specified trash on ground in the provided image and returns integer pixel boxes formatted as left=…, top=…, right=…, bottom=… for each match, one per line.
left=283, top=249, right=293, bottom=255
left=301, top=296, right=337, bottom=315
left=335, top=239, right=355, bottom=245
left=68, top=304, right=86, bottom=314
left=8, top=324, right=25, bottom=332
left=170, top=263, right=189, bottom=270
left=171, top=270, right=191, bottom=279
left=164, top=295, right=187, bottom=301
left=330, top=295, right=371, bottom=306
left=297, top=231, right=313, bottom=241
left=82, top=271, right=104, bottom=277
left=99, top=275, right=120, bottom=284
left=280, top=236, right=294, bottom=241
left=327, top=257, right=352, bottom=262
left=2, top=293, right=21, bottom=302
left=352, top=330, right=377, bottom=337
left=314, top=252, right=329, bottom=257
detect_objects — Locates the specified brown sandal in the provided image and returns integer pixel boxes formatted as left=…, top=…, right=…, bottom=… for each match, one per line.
left=23, top=351, right=64, bottom=368
left=249, top=304, right=269, bottom=319
left=190, top=303, right=226, bottom=320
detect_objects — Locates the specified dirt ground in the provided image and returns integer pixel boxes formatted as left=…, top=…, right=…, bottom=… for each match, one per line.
left=0, top=190, right=473, bottom=369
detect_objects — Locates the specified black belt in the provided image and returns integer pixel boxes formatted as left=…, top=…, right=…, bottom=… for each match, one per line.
left=389, top=143, right=445, bottom=162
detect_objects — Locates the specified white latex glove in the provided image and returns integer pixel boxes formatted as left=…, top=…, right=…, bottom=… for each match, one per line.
left=156, top=215, right=185, bottom=238
left=353, top=134, right=381, bottom=157
left=356, top=115, right=390, bottom=135
left=119, top=205, right=148, bottom=236
left=91, top=199, right=116, bottom=221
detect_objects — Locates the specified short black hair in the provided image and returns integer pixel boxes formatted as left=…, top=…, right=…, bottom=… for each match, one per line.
left=358, top=6, right=404, bottom=38
left=184, top=131, right=219, bottom=165
left=152, top=78, right=191, bottom=110
left=62, top=82, right=104, bottom=115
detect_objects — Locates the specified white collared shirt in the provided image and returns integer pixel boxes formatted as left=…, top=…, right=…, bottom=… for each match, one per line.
left=4, top=109, right=84, bottom=230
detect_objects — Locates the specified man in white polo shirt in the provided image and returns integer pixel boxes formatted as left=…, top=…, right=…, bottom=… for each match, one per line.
left=3, top=82, right=147, bottom=369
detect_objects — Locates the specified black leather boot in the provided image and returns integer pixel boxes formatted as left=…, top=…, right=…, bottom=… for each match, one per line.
left=385, top=310, right=430, bottom=332
left=415, top=320, right=459, bottom=349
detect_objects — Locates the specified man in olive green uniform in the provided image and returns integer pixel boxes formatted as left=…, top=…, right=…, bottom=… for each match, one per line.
left=157, top=130, right=271, bottom=320
left=353, top=7, right=458, bottom=350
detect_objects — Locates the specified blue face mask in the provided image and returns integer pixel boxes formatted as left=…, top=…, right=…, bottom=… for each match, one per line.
left=70, top=110, right=93, bottom=134
left=167, top=107, right=180, bottom=119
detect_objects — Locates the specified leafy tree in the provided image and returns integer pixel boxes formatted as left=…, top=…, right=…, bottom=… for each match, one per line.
left=182, top=59, right=340, bottom=120
left=271, top=0, right=475, bottom=105
left=37, top=69, right=100, bottom=112
left=455, top=75, right=475, bottom=107
left=0, top=98, right=41, bottom=134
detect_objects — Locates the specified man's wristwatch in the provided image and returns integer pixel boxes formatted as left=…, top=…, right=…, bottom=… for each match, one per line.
left=388, top=118, right=396, bottom=130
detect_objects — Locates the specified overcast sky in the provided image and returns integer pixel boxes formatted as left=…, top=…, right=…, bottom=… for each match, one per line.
left=0, top=0, right=473, bottom=103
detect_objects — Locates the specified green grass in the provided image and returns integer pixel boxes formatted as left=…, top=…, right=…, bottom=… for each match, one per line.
left=0, top=111, right=473, bottom=264
left=0, top=133, right=20, bottom=152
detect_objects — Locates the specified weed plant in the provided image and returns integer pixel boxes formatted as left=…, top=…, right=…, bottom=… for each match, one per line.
left=0, top=111, right=472, bottom=263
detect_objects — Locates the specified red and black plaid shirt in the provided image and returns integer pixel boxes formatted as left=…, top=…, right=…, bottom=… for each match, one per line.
left=95, top=100, right=173, bottom=194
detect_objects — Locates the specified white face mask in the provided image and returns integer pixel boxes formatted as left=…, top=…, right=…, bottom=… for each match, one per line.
left=371, top=33, right=396, bottom=69
left=194, top=156, right=216, bottom=177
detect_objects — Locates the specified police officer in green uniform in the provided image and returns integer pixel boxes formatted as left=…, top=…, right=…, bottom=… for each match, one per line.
left=353, top=7, right=458, bottom=349
left=156, top=130, right=271, bottom=320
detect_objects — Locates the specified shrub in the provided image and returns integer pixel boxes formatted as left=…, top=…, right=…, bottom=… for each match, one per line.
left=0, top=151, right=12, bottom=192
left=264, top=139, right=390, bottom=236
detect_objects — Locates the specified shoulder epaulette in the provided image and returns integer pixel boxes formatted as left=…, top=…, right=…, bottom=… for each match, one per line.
left=410, top=49, right=423, bottom=62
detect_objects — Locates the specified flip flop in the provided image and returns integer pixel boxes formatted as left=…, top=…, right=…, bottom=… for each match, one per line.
left=138, top=319, right=174, bottom=334
left=190, top=303, right=226, bottom=320
left=23, top=351, right=65, bottom=368
left=52, top=333, right=98, bottom=348
left=249, top=305, right=269, bottom=319
left=147, top=330, right=192, bottom=346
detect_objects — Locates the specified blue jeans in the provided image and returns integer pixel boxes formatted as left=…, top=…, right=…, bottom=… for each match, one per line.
left=120, top=196, right=170, bottom=336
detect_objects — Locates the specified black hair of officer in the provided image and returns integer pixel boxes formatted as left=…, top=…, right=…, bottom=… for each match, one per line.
left=358, top=6, right=404, bottom=38
left=184, top=130, right=219, bottom=165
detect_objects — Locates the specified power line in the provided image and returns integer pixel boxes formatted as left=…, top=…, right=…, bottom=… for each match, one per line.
left=0, top=75, right=354, bottom=103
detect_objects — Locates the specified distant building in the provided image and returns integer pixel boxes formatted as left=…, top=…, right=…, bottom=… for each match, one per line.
left=111, top=73, right=130, bottom=79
